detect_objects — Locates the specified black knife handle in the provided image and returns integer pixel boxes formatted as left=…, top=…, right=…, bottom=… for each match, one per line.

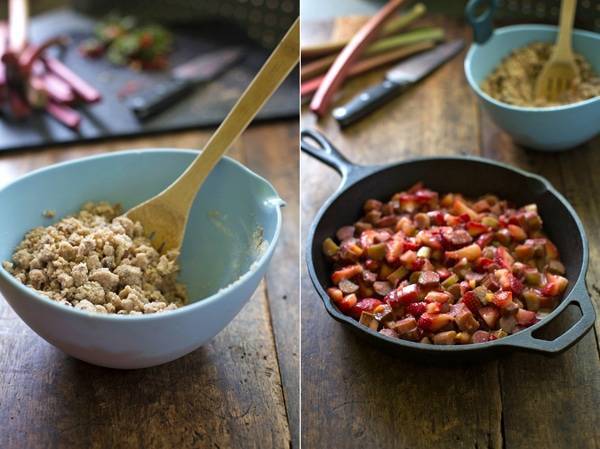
left=332, top=79, right=411, bottom=127
left=128, top=78, right=195, bottom=120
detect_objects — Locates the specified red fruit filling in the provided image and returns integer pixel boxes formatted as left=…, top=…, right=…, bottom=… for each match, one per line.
left=322, top=183, right=567, bottom=345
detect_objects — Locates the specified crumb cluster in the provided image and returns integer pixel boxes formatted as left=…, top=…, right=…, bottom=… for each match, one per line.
left=481, top=42, right=600, bottom=107
left=2, top=202, right=187, bottom=314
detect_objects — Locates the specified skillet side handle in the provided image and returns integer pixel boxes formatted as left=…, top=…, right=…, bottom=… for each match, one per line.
left=497, top=280, right=596, bottom=354
left=300, top=129, right=355, bottom=182
left=465, top=0, right=498, bottom=44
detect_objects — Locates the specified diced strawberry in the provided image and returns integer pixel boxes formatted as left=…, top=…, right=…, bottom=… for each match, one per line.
left=476, top=257, right=495, bottom=271
left=507, top=224, right=527, bottom=242
left=385, top=234, right=404, bottom=264
left=494, top=246, right=514, bottom=269
left=461, top=291, right=481, bottom=314
left=403, top=238, right=420, bottom=251
left=466, top=221, right=488, bottom=237
left=479, top=306, right=500, bottom=328
left=428, top=211, right=445, bottom=226
left=446, top=243, right=482, bottom=261
left=414, top=189, right=438, bottom=204
left=360, top=229, right=377, bottom=248
left=398, top=193, right=417, bottom=213
left=476, top=232, right=494, bottom=248
left=350, top=298, right=384, bottom=319
left=331, top=264, right=363, bottom=284
left=472, top=330, right=491, bottom=343
left=417, top=312, right=453, bottom=331
left=436, top=267, right=451, bottom=281
left=509, top=275, right=524, bottom=295
left=492, top=290, right=513, bottom=309
left=406, top=301, right=427, bottom=316
left=494, top=269, right=511, bottom=290
left=337, top=294, right=358, bottom=314
left=542, top=273, right=568, bottom=297
left=516, top=308, right=537, bottom=326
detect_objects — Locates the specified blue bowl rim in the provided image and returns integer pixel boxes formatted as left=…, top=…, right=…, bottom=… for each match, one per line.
left=0, top=148, right=284, bottom=321
left=464, top=24, right=600, bottom=112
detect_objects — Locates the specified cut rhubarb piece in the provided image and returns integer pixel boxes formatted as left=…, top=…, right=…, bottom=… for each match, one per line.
left=446, top=243, right=482, bottom=261
left=516, top=308, right=537, bottom=327
left=331, top=264, right=362, bottom=284
left=507, top=224, right=527, bottom=242
left=499, top=315, right=517, bottom=333
left=373, top=280, right=392, bottom=297
left=337, top=293, right=358, bottom=314
left=479, top=306, right=500, bottom=329
left=466, top=221, right=488, bottom=237
left=472, top=330, right=491, bottom=343
left=391, top=316, right=418, bottom=335
left=456, top=308, right=480, bottom=333
left=322, top=238, right=339, bottom=257
left=424, top=291, right=451, bottom=303
left=432, top=330, right=457, bottom=345
left=542, top=273, right=568, bottom=297
left=417, top=312, right=453, bottom=332
left=339, top=278, right=359, bottom=294
left=46, top=102, right=81, bottom=129
left=379, top=328, right=399, bottom=338
left=44, top=57, right=101, bottom=103
left=492, top=290, right=513, bottom=309
left=350, top=298, right=383, bottom=319
left=418, top=270, right=440, bottom=288
left=451, top=198, right=478, bottom=220
left=389, top=284, right=420, bottom=306
left=336, top=226, right=355, bottom=241
left=359, top=312, right=380, bottom=331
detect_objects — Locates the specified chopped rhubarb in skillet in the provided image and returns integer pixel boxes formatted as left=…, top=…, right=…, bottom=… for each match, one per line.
left=322, top=183, right=567, bottom=345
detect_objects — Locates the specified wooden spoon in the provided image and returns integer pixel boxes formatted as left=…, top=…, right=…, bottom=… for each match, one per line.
left=126, top=18, right=299, bottom=252
left=535, top=0, right=579, bottom=103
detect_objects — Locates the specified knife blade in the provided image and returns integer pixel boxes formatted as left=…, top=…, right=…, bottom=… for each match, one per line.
left=332, top=39, right=465, bottom=127
left=128, top=47, right=243, bottom=120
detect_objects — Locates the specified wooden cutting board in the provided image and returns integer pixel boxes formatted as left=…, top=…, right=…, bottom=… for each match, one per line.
left=0, top=9, right=299, bottom=152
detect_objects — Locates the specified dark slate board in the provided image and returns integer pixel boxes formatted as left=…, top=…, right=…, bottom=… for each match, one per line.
left=0, top=9, right=299, bottom=152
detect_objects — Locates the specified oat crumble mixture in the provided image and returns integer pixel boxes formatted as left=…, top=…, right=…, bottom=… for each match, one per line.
left=481, top=42, right=600, bottom=107
left=2, top=202, right=187, bottom=315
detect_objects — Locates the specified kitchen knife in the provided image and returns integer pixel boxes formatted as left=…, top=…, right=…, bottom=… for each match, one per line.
left=127, top=47, right=242, bottom=120
left=332, top=39, right=465, bottom=127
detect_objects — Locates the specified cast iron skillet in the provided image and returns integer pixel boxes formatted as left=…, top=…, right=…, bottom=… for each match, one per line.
left=301, top=128, right=596, bottom=362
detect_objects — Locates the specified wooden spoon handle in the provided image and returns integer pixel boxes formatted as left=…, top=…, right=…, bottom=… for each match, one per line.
left=555, top=0, right=577, bottom=57
left=163, top=18, right=299, bottom=206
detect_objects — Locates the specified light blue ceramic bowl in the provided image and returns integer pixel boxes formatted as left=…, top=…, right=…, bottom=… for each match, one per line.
left=464, top=25, right=600, bottom=151
left=0, top=149, right=283, bottom=369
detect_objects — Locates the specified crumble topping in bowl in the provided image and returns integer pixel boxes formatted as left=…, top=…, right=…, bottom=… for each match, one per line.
left=481, top=42, right=600, bottom=107
left=2, top=202, right=187, bottom=314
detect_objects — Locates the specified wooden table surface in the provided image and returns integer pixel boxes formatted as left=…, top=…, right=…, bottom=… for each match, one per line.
left=301, top=16, right=600, bottom=449
left=0, top=121, right=299, bottom=449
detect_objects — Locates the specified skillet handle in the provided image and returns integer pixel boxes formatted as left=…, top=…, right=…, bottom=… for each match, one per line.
left=465, top=0, right=498, bottom=44
left=300, top=129, right=357, bottom=182
left=497, top=280, right=596, bottom=354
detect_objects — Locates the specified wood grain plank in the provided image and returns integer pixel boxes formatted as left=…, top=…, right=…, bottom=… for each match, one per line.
left=0, top=125, right=295, bottom=449
left=301, top=16, right=505, bottom=449
left=480, top=101, right=600, bottom=449
left=238, top=123, right=300, bottom=448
